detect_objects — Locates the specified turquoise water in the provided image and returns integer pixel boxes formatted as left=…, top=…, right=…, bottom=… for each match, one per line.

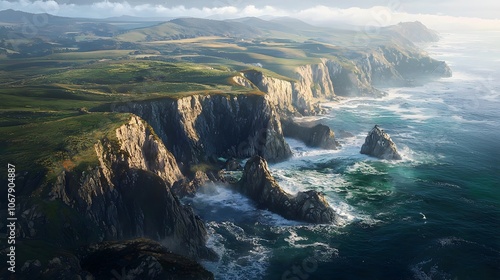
left=188, top=32, right=500, bottom=280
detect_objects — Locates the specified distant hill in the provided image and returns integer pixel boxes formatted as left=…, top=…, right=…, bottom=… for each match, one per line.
left=0, top=9, right=75, bottom=24
left=103, top=15, right=173, bottom=22
left=384, top=21, right=440, bottom=42
left=118, top=17, right=264, bottom=41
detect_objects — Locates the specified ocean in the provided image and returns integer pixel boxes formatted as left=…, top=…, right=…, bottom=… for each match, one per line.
left=187, top=31, right=500, bottom=280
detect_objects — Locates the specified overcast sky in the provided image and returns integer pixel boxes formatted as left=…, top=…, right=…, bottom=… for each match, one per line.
left=1, top=0, right=499, bottom=30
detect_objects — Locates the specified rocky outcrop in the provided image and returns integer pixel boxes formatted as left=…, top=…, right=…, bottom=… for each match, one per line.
left=243, top=70, right=297, bottom=114
left=225, top=158, right=243, bottom=171
left=80, top=239, right=214, bottom=280
left=115, top=116, right=183, bottom=186
left=110, top=94, right=292, bottom=166
left=281, top=119, right=338, bottom=149
left=42, top=115, right=215, bottom=260
left=171, top=170, right=210, bottom=197
left=360, top=125, right=402, bottom=160
left=236, top=156, right=339, bottom=224
left=15, top=239, right=214, bottom=280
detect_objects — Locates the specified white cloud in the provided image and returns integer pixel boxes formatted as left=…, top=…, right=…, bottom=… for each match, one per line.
left=1, top=1, right=499, bottom=31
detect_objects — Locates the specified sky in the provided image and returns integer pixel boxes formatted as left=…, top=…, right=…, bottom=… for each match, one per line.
left=1, top=0, right=500, bottom=31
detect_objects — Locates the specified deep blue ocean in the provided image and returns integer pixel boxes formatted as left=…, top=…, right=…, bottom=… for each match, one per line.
left=187, top=31, right=500, bottom=280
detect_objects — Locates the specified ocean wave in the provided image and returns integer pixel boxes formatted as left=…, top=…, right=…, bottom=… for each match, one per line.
left=451, top=115, right=497, bottom=125
left=346, top=161, right=388, bottom=175
left=410, top=259, right=451, bottom=280
left=202, top=221, right=271, bottom=280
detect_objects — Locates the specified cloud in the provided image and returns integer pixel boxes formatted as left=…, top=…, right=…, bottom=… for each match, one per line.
left=1, top=1, right=499, bottom=31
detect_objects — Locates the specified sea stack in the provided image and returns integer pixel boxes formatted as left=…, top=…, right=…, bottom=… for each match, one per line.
left=360, top=125, right=402, bottom=160
left=237, top=156, right=339, bottom=224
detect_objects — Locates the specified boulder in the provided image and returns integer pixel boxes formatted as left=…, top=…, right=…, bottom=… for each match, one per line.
left=172, top=170, right=210, bottom=197
left=281, top=119, right=338, bottom=149
left=360, top=125, right=402, bottom=160
left=225, top=158, right=243, bottom=171
left=236, top=156, right=339, bottom=224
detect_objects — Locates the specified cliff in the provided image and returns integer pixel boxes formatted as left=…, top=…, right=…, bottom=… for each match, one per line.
left=17, top=115, right=214, bottom=263
left=235, top=47, right=450, bottom=116
left=110, top=94, right=292, bottom=167
left=236, top=156, right=339, bottom=224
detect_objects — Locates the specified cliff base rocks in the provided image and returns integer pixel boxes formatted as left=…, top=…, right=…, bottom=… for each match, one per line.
left=18, top=239, right=214, bottom=280
left=81, top=239, right=214, bottom=280
left=360, top=125, right=402, bottom=160
left=282, top=119, right=338, bottom=149
left=237, top=156, right=339, bottom=224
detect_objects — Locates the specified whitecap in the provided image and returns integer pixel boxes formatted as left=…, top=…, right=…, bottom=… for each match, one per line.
left=202, top=221, right=271, bottom=280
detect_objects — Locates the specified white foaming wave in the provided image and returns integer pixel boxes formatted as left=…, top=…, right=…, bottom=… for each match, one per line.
left=202, top=221, right=271, bottom=280
left=193, top=184, right=256, bottom=213
left=346, top=161, right=387, bottom=175
left=271, top=164, right=366, bottom=226
left=410, top=259, right=443, bottom=280
left=283, top=229, right=339, bottom=260
left=192, top=184, right=301, bottom=226
left=257, top=211, right=302, bottom=226
left=451, top=115, right=497, bottom=125
left=383, top=104, right=435, bottom=122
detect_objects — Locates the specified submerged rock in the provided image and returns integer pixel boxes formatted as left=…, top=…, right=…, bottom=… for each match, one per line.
left=281, top=119, right=338, bottom=149
left=360, top=125, right=402, bottom=160
left=237, top=156, right=339, bottom=224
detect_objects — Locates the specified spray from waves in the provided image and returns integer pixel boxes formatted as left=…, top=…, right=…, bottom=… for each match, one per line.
left=201, top=221, right=271, bottom=280
left=186, top=184, right=300, bottom=226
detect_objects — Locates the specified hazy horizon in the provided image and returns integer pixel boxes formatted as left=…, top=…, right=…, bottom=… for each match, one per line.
left=1, top=1, right=500, bottom=32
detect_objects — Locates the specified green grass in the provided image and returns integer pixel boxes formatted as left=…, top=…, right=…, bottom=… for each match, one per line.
left=0, top=113, right=131, bottom=180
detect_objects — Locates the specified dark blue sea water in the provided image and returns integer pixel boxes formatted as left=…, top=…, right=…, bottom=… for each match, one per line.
left=188, top=31, right=500, bottom=280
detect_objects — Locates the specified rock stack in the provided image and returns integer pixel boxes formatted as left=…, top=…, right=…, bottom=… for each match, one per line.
left=360, top=125, right=402, bottom=160
left=237, top=156, right=339, bottom=224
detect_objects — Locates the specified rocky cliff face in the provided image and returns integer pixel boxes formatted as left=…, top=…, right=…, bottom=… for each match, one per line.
left=360, top=125, right=402, bottom=160
left=28, top=115, right=215, bottom=260
left=243, top=71, right=297, bottom=114
left=237, top=156, right=339, bottom=224
left=111, top=94, right=292, bottom=167
left=237, top=47, right=451, bottom=113
left=115, top=116, right=183, bottom=186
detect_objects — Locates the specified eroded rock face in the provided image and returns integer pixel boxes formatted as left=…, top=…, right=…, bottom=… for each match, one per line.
left=281, top=119, right=338, bottom=149
left=237, top=156, right=339, bottom=224
left=43, top=115, right=214, bottom=260
left=360, top=125, right=402, bottom=160
left=111, top=94, right=292, bottom=166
